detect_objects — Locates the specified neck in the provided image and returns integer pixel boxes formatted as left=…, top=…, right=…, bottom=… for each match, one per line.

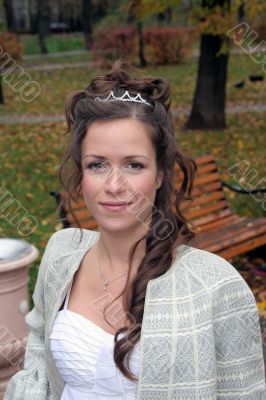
left=96, top=229, right=147, bottom=274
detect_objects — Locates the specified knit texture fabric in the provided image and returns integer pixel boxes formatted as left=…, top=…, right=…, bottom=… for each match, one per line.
left=3, top=228, right=266, bottom=400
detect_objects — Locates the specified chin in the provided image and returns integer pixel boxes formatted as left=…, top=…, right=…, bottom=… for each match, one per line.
left=97, top=219, right=141, bottom=234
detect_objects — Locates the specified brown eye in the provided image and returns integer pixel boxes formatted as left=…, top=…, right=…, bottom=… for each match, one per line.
left=87, top=162, right=103, bottom=170
left=129, top=162, right=144, bottom=169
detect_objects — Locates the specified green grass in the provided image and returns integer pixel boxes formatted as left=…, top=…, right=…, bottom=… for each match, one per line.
left=0, top=64, right=102, bottom=115
left=21, top=51, right=91, bottom=67
left=21, top=33, right=85, bottom=55
left=0, top=53, right=265, bottom=116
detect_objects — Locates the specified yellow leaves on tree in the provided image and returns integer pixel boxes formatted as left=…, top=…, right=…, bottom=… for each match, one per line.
left=135, top=0, right=266, bottom=38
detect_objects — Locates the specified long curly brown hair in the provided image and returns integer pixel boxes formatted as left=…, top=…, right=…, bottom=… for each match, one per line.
left=57, top=60, right=197, bottom=382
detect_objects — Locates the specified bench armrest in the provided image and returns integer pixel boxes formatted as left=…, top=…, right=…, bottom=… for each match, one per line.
left=221, top=180, right=266, bottom=195
left=49, top=191, right=69, bottom=229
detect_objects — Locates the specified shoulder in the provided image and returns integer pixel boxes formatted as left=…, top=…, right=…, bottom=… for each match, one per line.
left=176, top=245, right=258, bottom=320
left=40, top=228, right=100, bottom=302
left=178, top=245, right=253, bottom=296
left=44, top=228, right=100, bottom=262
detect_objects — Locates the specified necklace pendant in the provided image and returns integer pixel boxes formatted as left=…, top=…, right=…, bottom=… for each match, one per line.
left=103, top=280, right=109, bottom=290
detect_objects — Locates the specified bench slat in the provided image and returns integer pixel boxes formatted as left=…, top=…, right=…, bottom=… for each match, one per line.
left=175, top=161, right=218, bottom=176
left=69, top=219, right=98, bottom=230
left=183, top=200, right=229, bottom=219
left=187, top=208, right=234, bottom=228
left=200, top=229, right=266, bottom=255
left=194, top=217, right=266, bottom=244
left=188, top=153, right=215, bottom=165
left=192, top=218, right=266, bottom=252
left=217, top=235, right=266, bottom=259
left=65, top=209, right=93, bottom=223
left=180, top=191, right=226, bottom=211
left=192, top=214, right=243, bottom=233
left=189, top=181, right=224, bottom=197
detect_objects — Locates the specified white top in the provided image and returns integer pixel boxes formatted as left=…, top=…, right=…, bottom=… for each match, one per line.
left=49, top=277, right=140, bottom=400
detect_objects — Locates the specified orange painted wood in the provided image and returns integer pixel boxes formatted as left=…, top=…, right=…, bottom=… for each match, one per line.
left=192, top=214, right=243, bottom=233
left=66, top=209, right=93, bottom=223
left=180, top=191, right=226, bottom=211
left=69, top=219, right=98, bottom=230
left=187, top=209, right=234, bottom=228
left=215, top=235, right=266, bottom=259
left=183, top=200, right=229, bottom=219
left=191, top=219, right=266, bottom=253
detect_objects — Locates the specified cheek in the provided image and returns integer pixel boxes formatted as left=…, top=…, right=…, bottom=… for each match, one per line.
left=81, top=176, right=101, bottom=214
left=81, top=175, right=98, bottom=198
left=133, top=176, right=156, bottom=203
left=129, top=177, right=156, bottom=224
left=136, top=179, right=155, bottom=196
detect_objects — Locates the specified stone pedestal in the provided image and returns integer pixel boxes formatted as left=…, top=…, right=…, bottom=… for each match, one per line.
left=0, top=239, right=39, bottom=398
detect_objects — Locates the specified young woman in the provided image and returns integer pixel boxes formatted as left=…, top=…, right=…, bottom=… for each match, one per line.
left=4, top=61, right=265, bottom=400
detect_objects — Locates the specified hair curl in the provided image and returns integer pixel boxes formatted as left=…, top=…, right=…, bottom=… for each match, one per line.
left=58, top=60, right=197, bottom=382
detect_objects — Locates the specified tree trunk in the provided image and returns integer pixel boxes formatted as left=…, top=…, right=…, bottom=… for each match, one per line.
left=137, top=21, right=147, bottom=67
left=24, top=0, right=31, bottom=32
left=82, top=0, right=93, bottom=50
left=238, top=3, right=245, bottom=22
left=185, top=0, right=230, bottom=130
left=0, top=75, right=4, bottom=104
left=37, top=0, right=50, bottom=54
left=3, top=0, right=17, bottom=32
left=127, top=2, right=147, bottom=68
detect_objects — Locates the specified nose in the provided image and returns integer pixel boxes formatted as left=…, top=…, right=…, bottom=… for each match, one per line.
left=103, top=167, right=129, bottom=194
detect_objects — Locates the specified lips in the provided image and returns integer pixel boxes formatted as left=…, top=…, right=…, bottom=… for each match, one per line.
left=100, top=202, right=132, bottom=206
left=100, top=202, right=133, bottom=211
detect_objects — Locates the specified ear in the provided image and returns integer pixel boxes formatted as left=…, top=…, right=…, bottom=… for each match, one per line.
left=156, top=170, right=164, bottom=186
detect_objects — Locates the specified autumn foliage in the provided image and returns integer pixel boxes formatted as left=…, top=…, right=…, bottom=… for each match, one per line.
left=91, top=26, right=139, bottom=67
left=251, top=17, right=266, bottom=42
left=0, top=33, right=23, bottom=63
left=91, top=26, right=195, bottom=66
left=144, top=27, right=195, bottom=65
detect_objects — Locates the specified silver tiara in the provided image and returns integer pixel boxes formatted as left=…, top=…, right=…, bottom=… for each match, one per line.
left=94, top=90, right=152, bottom=106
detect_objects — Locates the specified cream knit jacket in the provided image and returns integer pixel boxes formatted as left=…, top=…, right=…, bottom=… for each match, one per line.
left=4, top=228, right=266, bottom=399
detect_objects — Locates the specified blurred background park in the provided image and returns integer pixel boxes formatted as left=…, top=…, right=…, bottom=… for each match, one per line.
left=0, top=0, right=266, bottom=357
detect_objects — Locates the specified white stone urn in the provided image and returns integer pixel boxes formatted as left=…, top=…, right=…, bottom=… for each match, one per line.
left=0, top=239, right=39, bottom=398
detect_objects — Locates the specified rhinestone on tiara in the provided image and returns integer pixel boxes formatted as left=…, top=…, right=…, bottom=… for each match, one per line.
left=94, top=90, right=152, bottom=106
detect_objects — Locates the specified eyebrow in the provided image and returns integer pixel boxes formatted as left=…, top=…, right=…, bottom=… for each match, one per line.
left=83, top=154, right=149, bottom=160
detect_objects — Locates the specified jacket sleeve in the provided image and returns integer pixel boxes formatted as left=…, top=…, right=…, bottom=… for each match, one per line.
left=212, top=258, right=266, bottom=399
left=3, top=232, right=57, bottom=400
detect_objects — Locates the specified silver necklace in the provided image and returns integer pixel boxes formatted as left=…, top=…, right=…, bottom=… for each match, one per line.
left=96, top=242, right=128, bottom=291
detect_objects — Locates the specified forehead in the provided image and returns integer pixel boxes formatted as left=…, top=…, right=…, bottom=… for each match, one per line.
left=81, top=118, right=154, bottom=157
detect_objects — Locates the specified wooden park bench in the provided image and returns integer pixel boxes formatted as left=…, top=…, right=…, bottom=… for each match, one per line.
left=50, top=154, right=266, bottom=260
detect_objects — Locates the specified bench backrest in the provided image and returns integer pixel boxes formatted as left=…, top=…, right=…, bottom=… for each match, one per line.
left=175, top=153, right=234, bottom=233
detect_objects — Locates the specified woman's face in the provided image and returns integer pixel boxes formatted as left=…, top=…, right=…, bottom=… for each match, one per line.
left=81, top=118, right=163, bottom=234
